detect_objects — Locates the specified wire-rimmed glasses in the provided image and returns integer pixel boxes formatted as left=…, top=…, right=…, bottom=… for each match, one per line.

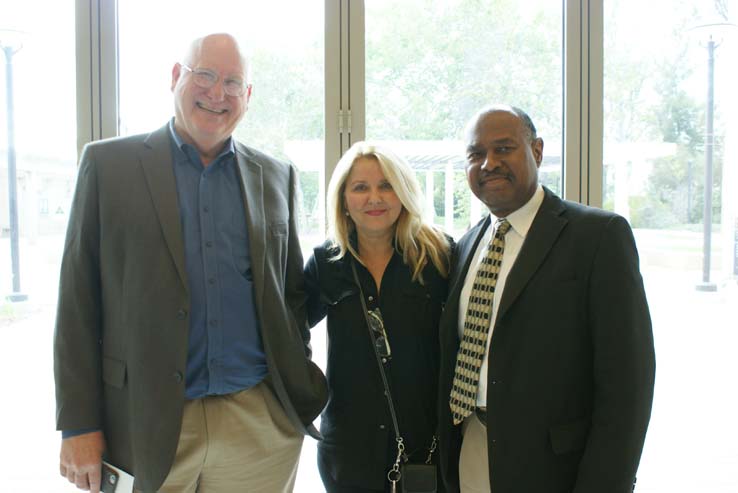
left=180, top=64, right=251, bottom=97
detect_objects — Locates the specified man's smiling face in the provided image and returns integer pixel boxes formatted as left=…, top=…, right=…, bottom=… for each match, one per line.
left=465, top=107, right=543, bottom=217
left=171, top=34, right=249, bottom=156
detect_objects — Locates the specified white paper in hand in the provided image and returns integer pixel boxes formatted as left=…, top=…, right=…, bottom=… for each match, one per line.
left=102, top=461, right=134, bottom=493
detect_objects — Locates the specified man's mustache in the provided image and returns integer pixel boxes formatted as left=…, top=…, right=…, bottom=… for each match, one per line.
left=479, top=169, right=512, bottom=181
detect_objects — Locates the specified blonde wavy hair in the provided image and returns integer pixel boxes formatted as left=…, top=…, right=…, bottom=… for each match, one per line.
left=326, top=141, right=450, bottom=282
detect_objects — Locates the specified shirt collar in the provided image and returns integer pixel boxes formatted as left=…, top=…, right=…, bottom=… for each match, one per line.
left=167, top=118, right=235, bottom=164
left=490, top=184, right=544, bottom=238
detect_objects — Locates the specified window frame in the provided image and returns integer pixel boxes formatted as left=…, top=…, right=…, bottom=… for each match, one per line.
left=76, top=0, right=605, bottom=209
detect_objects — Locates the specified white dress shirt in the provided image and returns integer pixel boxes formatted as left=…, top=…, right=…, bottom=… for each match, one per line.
left=457, top=185, right=545, bottom=408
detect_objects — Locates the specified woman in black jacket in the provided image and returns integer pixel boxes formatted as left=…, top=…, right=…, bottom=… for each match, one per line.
left=305, top=141, right=451, bottom=492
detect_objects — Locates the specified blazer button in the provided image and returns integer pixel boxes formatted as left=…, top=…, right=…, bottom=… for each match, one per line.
left=177, top=309, right=187, bottom=320
left=379, top=424, right=386, bottom=430
left=173, top=371, right=183, bottom=383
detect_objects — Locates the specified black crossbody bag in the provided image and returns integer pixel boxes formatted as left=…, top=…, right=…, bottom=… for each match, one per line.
left=351, top=260, right=438, bottom=493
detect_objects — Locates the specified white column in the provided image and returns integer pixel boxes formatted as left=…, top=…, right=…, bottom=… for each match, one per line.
left=318, top=163, right=326, bottom=236
left=444, top=161, right=454, bottom=233
left=614, top=157, right=631, bottom=222
left=425, top=169, right=435, bottom=225
left=470, top=192, right=482, bottom=228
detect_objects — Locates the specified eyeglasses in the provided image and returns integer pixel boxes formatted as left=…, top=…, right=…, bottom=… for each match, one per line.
left=180, top=64, right=251, bottom=97
left=367, top=308, right=391, bottom=359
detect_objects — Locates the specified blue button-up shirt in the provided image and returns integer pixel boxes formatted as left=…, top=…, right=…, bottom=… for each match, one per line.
left=169, top=120, right=268, bottom=400
left=61, top=124, right=270, bottom=437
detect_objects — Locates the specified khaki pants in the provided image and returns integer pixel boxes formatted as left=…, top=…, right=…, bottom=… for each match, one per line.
left=149, top=381, right=303, bottom=493
left=459, top=412, right=490, bottom=493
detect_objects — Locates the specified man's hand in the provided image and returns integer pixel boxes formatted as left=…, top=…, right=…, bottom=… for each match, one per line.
left=60, top=431, right=106, bottom=492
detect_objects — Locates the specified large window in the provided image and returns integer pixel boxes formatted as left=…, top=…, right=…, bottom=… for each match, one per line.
left=118, top=0, right=325, bottom=244
left=365, top=0, right=563, bottom=237
left=1, top=1, right=78, bottom=491
left=603, top=0, right=738, bottom=491
left=3, top=0, right=737, bottom=491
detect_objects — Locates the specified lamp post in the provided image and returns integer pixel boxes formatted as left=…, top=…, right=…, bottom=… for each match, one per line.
left=696, top=35, right=718, bottom=292
left=1, top=30, right=27, bottom=302
left=688, top=21, right=737, bottom=292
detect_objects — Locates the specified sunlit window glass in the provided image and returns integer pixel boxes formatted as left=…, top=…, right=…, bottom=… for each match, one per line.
left=1, top=1, right=77, bottom=490
left=366, top=0, right=563, bottom=237
left=604, top=1, right=738, bottom=491
left=118, top=1, right=325, bottom=244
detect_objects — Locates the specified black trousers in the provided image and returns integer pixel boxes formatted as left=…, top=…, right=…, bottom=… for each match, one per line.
left=319, top=470, right=387, bottom=493
left=317, top=445, right=388, bottom=493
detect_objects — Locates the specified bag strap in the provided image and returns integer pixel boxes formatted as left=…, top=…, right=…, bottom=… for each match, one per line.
left=350, top=259, right=405, bottom=484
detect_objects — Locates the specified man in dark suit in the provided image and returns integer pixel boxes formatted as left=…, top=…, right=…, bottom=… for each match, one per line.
left=438, top=105, right=655, bottom=492
left=54, top=33, right=327, bottom=493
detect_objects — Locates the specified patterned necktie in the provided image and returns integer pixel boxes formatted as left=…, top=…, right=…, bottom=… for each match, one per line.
left=450, top=218, right=511, bottom=425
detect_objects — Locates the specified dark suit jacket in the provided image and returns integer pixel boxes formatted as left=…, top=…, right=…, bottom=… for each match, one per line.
left=438, top=187, right=655, bottom=493
left=53, top=124, right=328, bottom=492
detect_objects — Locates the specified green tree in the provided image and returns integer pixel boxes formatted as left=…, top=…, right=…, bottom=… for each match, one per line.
left=603, top=2, right=727, bottom=229
left=366, top=0, right=562, bottom=142
left=234, top=42, right=323, bottom=160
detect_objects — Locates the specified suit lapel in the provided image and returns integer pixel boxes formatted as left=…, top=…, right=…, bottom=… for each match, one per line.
left=140, top=125, right=188, bottom=289
left=496, top=188, right=568, bottom=321
left=234, top=144, right=266, bottom=308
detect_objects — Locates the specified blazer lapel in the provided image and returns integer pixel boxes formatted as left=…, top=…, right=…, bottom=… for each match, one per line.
left=234, top=144, right=266, bottom=308
left=140, top=125, right=188, bottom=289
left=496, top=188, right=567, bottom=321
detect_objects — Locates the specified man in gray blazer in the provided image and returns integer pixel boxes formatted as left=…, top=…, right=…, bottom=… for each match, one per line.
left=438, top=105, right=655, bottom=492
left=54, top=33, right=327, bottom=493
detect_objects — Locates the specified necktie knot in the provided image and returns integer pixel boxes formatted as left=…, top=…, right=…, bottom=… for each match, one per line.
left=495, top=218, right=511, bottom=237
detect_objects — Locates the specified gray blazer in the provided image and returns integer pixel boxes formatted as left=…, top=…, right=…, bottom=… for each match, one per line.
left=54, top=124, right=328, bottom=492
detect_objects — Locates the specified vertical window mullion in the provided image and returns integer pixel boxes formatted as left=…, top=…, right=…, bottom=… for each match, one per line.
left=325, top=0, right=342, bottom=190
left=75, top=0, right=95, bottom=155
left=564, top=0, right=604, bottom=206
left=347, top=0, right=365, bottom=148
left=75, top=0, right=118, bottom=157
left=588, top=0, right=604, bottom=208
left=564, top=0, right=584, bottom=203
